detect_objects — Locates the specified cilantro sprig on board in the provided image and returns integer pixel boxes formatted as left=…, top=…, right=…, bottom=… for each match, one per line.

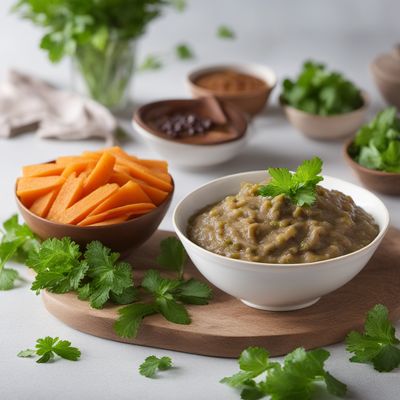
left=114, top=238, right=212, bottom=338
left=18, top=336, right=81, bottom=363
left=346, top=304, right=400, bottom=372
left=25, top=234, right=212, bottom=339
left=0, top=214, right=39, bottom=290
left=258, top=157, right=323, bottom=206
left=221, top=346, right=347, bottom=400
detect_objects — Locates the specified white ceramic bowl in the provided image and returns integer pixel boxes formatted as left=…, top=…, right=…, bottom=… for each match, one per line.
left=132, top=120, right=248, bottom=168
left=173, top=171, right=389, bottom=311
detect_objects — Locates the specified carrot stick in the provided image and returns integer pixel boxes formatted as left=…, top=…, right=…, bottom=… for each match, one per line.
left=59, top=183, right=119, bottom=224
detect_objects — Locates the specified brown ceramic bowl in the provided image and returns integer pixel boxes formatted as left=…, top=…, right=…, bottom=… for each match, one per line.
left=282, top=92, right=369, bottom=141
left=187, top=64, right=277, bottom=116
left=16, top=180, right=174, bottom=253
left=370, top=64, right=400, bottom=109
left=343, top=141, right=400, bottom=195
left=370, top=45, right=400, bottom=109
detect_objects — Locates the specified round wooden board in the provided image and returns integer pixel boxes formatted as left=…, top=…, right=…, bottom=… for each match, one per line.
left=42, top=228, right=400, bottom=358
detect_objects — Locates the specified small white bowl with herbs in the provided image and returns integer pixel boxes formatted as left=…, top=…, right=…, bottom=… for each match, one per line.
left=281, top=61, right=369, bottom=141
left=345, top=107, right=400, bottom=195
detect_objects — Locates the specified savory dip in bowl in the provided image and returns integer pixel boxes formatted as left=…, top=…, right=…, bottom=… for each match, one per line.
left=188, top=182, right=379, bottom=264
left=173, top=168, right=389, bottom=311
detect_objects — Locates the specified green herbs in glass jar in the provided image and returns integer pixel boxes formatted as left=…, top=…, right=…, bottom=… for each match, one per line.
left=13, top=0, right=186, bottom=110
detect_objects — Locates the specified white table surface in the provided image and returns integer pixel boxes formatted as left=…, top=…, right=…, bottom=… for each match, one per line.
left=1, top=0, right=400, bottom=399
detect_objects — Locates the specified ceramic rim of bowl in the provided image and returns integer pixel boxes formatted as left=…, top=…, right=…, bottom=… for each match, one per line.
left=343, top=140, right=400, bottom=177
left=133, top=99, right=248, bottom=147
left=173, top=171, right=389, bottom=269
left=187, top=63, right=277, bottom=98
left=15, top=178, right=175, bottom=230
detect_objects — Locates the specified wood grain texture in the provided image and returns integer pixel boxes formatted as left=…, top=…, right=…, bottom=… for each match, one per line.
left=42, top=228, right=400, bottom=358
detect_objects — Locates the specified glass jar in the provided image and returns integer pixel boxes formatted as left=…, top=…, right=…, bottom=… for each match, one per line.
left=72, top=39, right=135, bottom=111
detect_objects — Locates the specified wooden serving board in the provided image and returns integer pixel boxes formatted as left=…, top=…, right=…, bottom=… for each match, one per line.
left=42, top=228, right=400, bottom=358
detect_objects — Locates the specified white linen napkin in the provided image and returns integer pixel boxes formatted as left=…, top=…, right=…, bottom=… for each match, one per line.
left=0, top=70, right=117, bottom=144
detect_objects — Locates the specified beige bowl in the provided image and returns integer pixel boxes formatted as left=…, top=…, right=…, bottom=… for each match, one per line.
left=282, top=92, right=369, bottom=141
left=370, top=65, right=400, bottom=109
left=344, top=141, right=400, bottom=196
left=187, top=64, right=277, bottom=116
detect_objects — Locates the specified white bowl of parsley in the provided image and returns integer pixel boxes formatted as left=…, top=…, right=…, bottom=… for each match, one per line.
left=281, top=61, right=369, bottom=141
left=173, top=159, right=389, bottom=311
left=345, top=107, right=400, bottom=195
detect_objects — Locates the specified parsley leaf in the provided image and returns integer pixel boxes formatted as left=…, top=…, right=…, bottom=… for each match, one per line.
left=173, top=278, right=212, bottom=305
left=258, top=157, right=323, bottom=206
left=114, top=303, right=157, bottom=338
left=83, top=241, right=134, bottom=309
left=17, top=349, right=36, bottom=358
left=175, top=43, right=194, bottom=60
left=346, top=304, right=400, bottom=372
left=139, top=54, right=163, bottom=72
left=0, top=214, right=39, bottom=290
left=221, top=346, right=347, bottom=399
left=142, top=269, right=190, bottom=324
left=28, top=237, right=88, bottom=294
left=156, top=237, right=187, bottom=279
left=109, top=286, right=139, bottom=305
left=114, top=269, right=212, bottom=338
left=220, top=347, right=277, bottom=388
left=18, top=337, right=81, bottom=363
left=217, top=25, right=236, bottom=39
left=281, top=60, right=363, bottom=115
left=139, top=355, right=172, bottom=378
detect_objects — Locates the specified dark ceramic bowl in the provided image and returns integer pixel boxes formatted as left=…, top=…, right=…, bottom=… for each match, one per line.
left=343, top=141, right=400, bottom=195
left=16, top=180, right=174, bottom=253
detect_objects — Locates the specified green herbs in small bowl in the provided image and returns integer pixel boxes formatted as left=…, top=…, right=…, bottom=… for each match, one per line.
left=281, top=61, right=364, bottom=116
left=349, top=107, right=400, bottom=173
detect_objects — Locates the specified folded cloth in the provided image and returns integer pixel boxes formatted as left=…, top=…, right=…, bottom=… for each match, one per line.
left=0, top=70, right=117, bottom=144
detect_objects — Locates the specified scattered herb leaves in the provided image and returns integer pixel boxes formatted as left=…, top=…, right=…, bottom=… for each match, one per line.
left=18, top=336, right=81, bottom=363
left=221, top=346, right=347, bottom=400
left=349, top=107, right=400, bottom=173
left=281, top=60, right=363, bottom=115
left=346, top=304, right=400, bottom=372
left=0, top=214, right=39, bottom=290
left=139, top=355, right=172, bottom=378
left=175, top=43, right=194, bottom=60
left=139, top=54, right=163, bottom=71
left=217, top=25, right=235, bottom=39
left=258, top=157, right=323, bottom=206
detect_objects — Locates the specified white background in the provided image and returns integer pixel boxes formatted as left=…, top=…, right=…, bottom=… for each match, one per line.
left=1, top=0, right=399, bottom=399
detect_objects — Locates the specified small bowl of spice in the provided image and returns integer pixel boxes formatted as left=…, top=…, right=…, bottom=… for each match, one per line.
left=187, top=64, right=277, bottom=116
left=133, top=97, right=248, bottom=168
